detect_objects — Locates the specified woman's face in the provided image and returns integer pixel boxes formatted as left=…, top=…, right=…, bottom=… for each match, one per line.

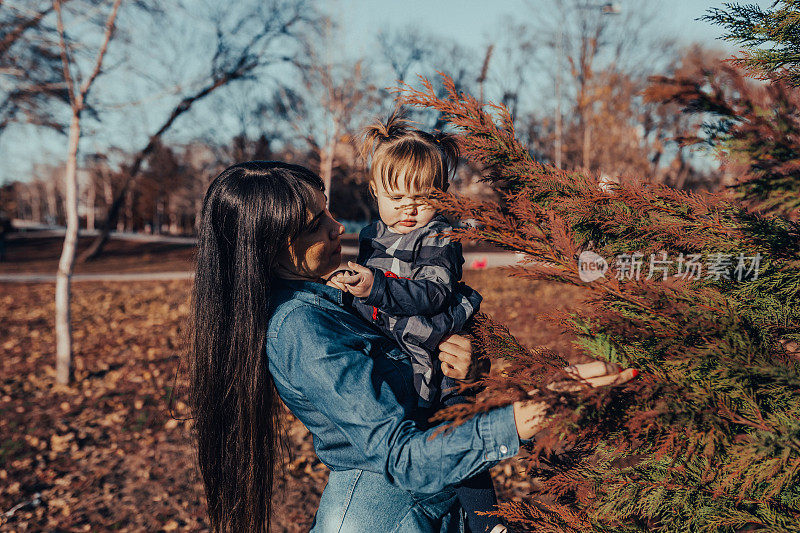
left=277, top=188, right=344, bottom=280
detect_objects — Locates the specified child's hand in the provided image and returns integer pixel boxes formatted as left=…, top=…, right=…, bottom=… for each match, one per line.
left=438, top=334, right=475, bottom=382
left=340, top=261, right=374, bottom=298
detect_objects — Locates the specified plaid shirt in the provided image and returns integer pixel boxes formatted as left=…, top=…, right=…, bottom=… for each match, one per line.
left=352, top=214, right=482, bottom=403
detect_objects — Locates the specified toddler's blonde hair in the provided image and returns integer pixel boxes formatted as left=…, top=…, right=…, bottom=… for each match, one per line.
left=361, top=109, right=459, bottom=194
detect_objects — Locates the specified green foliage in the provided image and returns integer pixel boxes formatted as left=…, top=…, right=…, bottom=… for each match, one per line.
left=704, top=1, right=800, bottom=86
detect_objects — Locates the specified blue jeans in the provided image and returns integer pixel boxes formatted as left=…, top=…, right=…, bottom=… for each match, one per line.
left=311, top=469, right=466, bottom=533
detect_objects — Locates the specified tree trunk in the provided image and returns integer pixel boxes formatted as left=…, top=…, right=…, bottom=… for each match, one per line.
left=87, top=176, right=95, bottom=230
left=117, top=191, right=125, bottom=232
left=194, top=197, right=202, bottom=233
left=126, top=189, right=133, bottom=232
left=582, top=121, right=591, bottom=170
left=47, top=179, right=58, bottom=225
left=55, top=112, right=81, bottom=385
left=673, top=153, right=690, bottom=190
left=555, top=30, right=563, bottom=169
left=168, top=198, right=177, bottom=234
left=103, top=175, right=112, bottom=207
left=153, top=193, right=160, bottom=235
left=29, top=185, right=41, bottom=222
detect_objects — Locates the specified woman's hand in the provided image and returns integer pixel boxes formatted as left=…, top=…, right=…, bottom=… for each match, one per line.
left=552, top=361, right=638, bottom=391
left=513, top=362, right=638, bottom=440
left=438, top=334, right=476, bottom=382
left=326, top=275, right=348, bottom=291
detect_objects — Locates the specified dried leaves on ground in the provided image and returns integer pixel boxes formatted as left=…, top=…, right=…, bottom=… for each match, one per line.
left=0, top=272, right=581, bottom=531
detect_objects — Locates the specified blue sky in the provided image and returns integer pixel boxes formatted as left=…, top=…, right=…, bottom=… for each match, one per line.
left=334, top=0, right=744, bottom=58
left=1, top=0, right=772, bottom=184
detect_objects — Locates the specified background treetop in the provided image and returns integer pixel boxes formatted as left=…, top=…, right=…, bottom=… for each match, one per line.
left=704, top=0, right=800, bottom=85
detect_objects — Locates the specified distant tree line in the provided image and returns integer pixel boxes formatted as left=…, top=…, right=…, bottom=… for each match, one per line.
left=0, top=1, right=742, bottom=243
left=0, top=0, right=752, bottom=382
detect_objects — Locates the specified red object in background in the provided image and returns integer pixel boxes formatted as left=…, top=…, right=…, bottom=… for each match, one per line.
left=470, top=257, right=488, bottom=269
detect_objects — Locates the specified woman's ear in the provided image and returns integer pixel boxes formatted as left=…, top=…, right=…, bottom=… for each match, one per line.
left=275, top=241, right=300, bottom=278
left=277, top=237, right=294, bottom=263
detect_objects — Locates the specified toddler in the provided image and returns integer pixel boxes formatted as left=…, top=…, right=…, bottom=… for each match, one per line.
left=330, top=112, right=506, bottom=533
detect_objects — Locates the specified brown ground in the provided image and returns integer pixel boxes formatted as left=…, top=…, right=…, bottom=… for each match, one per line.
left=0, top=235, right=197, bottom=274
left=0, top=238, right=583, bottom=532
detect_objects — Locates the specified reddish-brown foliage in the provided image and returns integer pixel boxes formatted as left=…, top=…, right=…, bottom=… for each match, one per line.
left=398, top=74, right=800, bottom=531
left=646, top=47, right=800, bottom=219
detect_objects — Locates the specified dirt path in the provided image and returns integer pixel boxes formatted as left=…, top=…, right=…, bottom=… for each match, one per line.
left=1, top=233, right=519, bottom=280
left=0, top=235, right=523, bottom=283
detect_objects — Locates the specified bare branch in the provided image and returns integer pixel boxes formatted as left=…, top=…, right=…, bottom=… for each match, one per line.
left=80, top=0, right=319, bottom=260
left=0, top=4, right=53, bottom=57
left=79, top=0, right=122, bottom=101
left=53, top=0, right=77, bottom=107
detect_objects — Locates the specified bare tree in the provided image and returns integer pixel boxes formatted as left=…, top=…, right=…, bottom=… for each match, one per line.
left=80, top=0, right=320, bottom=260
left=195, top=79, right=283, bottom=166
left=375, top=26, right=482, bottom=130
left=502, top=1, right=678, bottom=171
left=292, top=58, right=381, bottom=207
left=376, top=25, right=429, bottom=83
left=274, top=21, right=383, bottom=209
left=0, top=1, right=70, bottom=135
left=53, top=0, right=121, bottom=384
left=486, top=18, right=539, bottom=121
left=82, top=153, right=115, bottom=230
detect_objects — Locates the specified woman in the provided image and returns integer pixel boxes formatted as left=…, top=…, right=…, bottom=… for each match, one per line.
left=188, top=161, right=635, bottom=532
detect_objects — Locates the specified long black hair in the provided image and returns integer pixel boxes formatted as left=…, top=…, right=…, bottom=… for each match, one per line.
left=188, top=161, right=324, bottom=532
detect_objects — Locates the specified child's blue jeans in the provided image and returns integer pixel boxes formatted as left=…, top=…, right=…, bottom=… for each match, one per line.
left=440, top=375, right=502, bottom=533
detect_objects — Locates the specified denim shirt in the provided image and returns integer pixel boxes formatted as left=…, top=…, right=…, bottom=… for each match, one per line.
left=266, top=279, right=519, bottom=495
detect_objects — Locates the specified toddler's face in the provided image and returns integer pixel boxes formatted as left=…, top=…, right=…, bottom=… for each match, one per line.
left=371, top=177, right=436, bottom=234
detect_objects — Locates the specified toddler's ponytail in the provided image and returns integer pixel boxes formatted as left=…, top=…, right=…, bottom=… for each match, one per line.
left=432, top=131, right=460, bottom=183
left=362, top=107, right=461, bottom=192
left=361, top=108, right=409, bottom=161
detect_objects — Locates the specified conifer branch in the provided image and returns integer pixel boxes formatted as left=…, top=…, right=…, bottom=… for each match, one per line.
left=400, top=73, right=800, bottom=531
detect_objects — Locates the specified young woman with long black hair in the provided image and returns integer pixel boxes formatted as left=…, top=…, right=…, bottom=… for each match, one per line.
left=188, top=161, right=635, bottom=532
